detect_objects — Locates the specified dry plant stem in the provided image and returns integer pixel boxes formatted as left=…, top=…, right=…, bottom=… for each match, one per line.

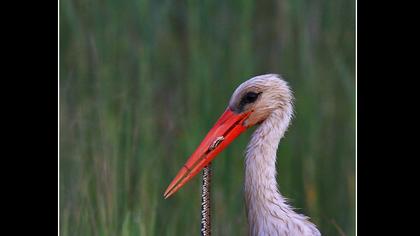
left=201, top=163, right=211, bottom=236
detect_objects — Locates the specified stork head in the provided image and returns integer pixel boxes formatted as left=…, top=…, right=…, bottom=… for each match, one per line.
left=164, top=74, right=293, bottom=198
left=228, top=74, right=293, bottom=127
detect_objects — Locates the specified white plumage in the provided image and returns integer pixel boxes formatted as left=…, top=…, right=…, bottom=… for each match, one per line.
left=230, top=75, right=320, bottom=236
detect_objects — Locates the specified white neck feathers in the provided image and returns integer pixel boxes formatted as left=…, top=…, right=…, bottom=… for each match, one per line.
left=244, top=108, right=320, bottom=236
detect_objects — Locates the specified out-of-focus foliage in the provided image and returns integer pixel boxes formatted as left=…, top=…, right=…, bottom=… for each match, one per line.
left=60, top=0, right=355, bottom=235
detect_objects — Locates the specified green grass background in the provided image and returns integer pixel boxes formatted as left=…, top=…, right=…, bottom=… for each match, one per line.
left=60, top=0, right=355, bottom=235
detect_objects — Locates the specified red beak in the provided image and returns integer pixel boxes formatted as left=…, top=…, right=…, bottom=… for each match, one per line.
left=164, top=108, right=252, bottom=199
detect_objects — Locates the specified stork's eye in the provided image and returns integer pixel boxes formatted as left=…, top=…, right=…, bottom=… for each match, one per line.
left=242, top=92, right=261, bottom=104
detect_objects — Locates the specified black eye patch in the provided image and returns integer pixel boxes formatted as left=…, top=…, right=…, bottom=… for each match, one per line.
left=231, top=91, right=262, bottom=113
left=240, top=92, right=261, bottom=107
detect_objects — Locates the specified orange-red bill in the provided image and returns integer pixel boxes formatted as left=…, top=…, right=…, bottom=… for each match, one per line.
left=163, top=107, right=252, bottom=199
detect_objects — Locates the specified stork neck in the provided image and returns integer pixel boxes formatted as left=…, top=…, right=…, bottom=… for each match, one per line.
left=244, top=109, right=290, bottom=231
left=245, top=111, right=285, bottom=192
left=244, top=109, right=289, bottom=199
left=244, top=108, right=320, bottom=236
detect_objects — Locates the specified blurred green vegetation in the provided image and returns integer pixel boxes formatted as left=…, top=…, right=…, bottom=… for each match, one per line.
left=60, top=0, right=355, bottom=235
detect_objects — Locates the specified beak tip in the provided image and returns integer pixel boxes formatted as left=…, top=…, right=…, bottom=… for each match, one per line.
left=163, top=192, right=171, bottom=199
left=163, top=187, right=172, bottom=199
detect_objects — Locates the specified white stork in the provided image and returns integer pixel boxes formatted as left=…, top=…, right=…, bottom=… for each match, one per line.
left=164, top=74, right=321, bottom=236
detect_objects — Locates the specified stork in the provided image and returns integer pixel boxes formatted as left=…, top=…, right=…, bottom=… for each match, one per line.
left=164, top=74, right=321, bottom=236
